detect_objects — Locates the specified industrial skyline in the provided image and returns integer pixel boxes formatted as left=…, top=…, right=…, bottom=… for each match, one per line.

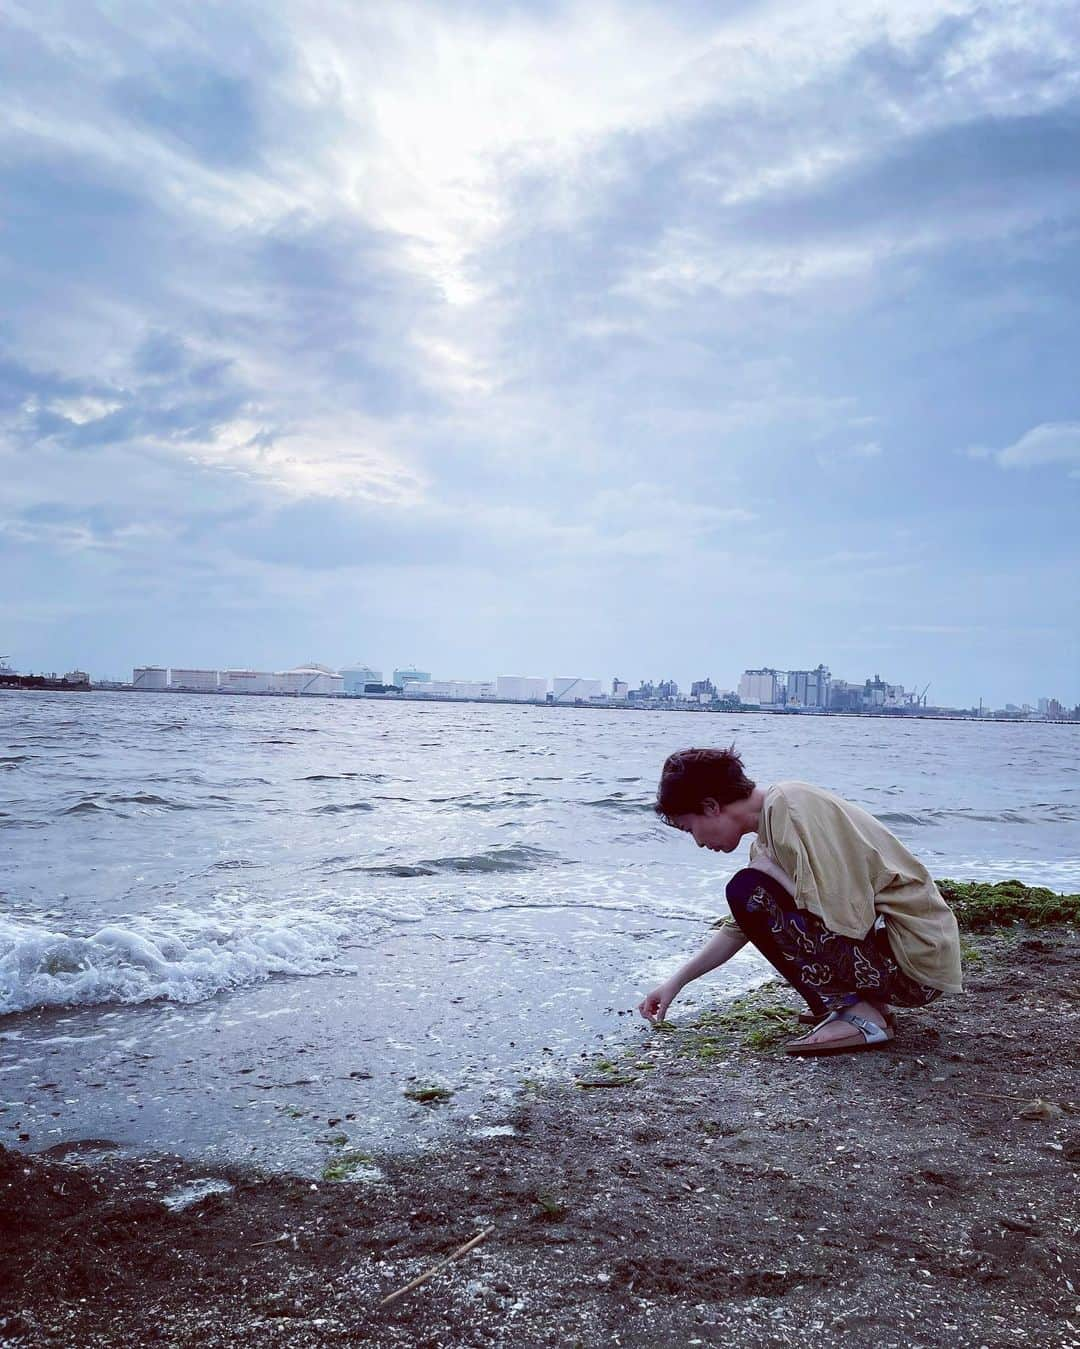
left=103, top=658, right=1076, bottom=720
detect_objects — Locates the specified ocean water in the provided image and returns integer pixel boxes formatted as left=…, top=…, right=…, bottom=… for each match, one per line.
left=1, top=691, right=1077, bottom=1172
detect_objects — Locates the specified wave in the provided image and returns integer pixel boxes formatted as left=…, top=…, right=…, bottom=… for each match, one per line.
left=584, top=794, right=653, bottom=813
left=61, top=794, right=217, bottom=816
left=300, top=772, right=388, bottom=782
left=310, top=801, right=375, bottom=814
left=352, top=845, right=557, bottom=877
left=876, top=807, right=1073, bottom=827
left=109, top=793, right=191, bottom=808
left=0, top=909, right=349, bottom=1017
left=356, top=864, right=438, bottom=877
left=62, top=798, right=111, bottom=815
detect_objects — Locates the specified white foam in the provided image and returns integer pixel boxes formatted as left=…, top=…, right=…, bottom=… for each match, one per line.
left=0, top=908, right=350, bottom=1016
left=161, top=1178, right=234, bottom=1211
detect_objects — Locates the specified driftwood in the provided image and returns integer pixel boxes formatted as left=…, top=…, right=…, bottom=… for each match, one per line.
left=378, top=1226, right=494, bottom=1308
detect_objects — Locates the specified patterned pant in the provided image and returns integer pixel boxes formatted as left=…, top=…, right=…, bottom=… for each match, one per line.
left=725, top=869, right=943, bottom=1015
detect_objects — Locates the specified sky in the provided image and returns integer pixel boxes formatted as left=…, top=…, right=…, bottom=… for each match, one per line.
left=2, top=0, right=1078, bottom=708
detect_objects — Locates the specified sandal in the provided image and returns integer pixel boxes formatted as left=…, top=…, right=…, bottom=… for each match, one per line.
left=798, top=1007, right=896, bottom=1028
left=785, top=1009, right=895, bottom=1056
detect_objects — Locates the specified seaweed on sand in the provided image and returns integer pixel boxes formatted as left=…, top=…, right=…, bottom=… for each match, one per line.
left=936, top=879, right=1080, bottom=931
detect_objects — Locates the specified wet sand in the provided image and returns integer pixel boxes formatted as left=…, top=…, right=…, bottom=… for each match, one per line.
left=1, top=925, right=1078, bottom=1348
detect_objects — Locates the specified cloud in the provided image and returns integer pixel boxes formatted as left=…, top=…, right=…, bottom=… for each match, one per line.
left=991, top=421, right=1080, bottom=471
left=2, top=1, right=1079, bottom=702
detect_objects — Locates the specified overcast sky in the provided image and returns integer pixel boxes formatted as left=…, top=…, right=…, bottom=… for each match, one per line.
left=3, top=0, right=1078, bottom=706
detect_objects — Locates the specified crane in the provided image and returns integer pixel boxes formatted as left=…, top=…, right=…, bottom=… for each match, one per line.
left=919, top=682, right=931, bottom=707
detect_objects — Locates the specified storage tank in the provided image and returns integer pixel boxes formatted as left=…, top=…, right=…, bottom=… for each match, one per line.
left=552, top=676, right=602, bottom=702
left=341, top=665, right=382, bottom=694
left=133, top=666, right=168, bottom=690
left=220, top=669, right=273, bottom=694
left=169, top=668, right=220, bottom=692
left=271, top=667, right=345, bottom=696
left=496, top=676, right=549, bottom=701
left=393, top=667, right=431, bottom=689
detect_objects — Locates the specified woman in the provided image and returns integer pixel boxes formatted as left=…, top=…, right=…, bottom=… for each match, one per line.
left=638, top=746, right=962, bottom=1054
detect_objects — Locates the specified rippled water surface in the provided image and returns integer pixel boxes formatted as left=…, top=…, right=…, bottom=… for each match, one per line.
left=2, top=691, right=1077, bottom=1171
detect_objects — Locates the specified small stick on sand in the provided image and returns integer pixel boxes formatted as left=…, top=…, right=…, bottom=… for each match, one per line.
left=378, top=1226, right=494, bottom=1308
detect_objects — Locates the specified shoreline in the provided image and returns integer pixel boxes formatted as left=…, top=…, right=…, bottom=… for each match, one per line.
left=2, top=917, right=1077, bottom=1347
left=8, top=685, right=1077, bottom=723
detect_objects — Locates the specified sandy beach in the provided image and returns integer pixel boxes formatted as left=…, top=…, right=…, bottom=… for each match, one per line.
left=2, top=906, right=1077, bottom=1348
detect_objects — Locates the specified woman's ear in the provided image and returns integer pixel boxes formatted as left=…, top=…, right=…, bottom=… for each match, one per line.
left=701, top=797, right=719, bottom=816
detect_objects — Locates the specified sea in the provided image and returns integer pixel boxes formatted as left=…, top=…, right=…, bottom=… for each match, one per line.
left=2, top=691, right=1077, bottom=1175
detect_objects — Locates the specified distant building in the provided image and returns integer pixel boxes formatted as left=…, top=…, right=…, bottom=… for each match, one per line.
left=341, top=665, right=382, bottom=694
left=169, top=668, right=220, bottom=692
left=497, top=676, right=549, bottom=701
left=220, top=669, right=273, bottom=694
left=829, top=679, right=864, bottom=712
left=552, top=676, right=603, bottom=702
left=738, top=668, right=781, bottom=706
left=863, top=673, right=889, bottom=707
left=133, top=666, right=168, bottom=690
left=656, top=679, right=679, bottom=700
left=612, top=678, right=629, bottom=699
left=786, top=664, right=830, bottom=709
left=404, top=680, right=494, bottom=699
left=393, top=667, right=431, bottom=689
left=270, top=665, right=344, bottom=696
left=690, top=678, right=716, bottom=700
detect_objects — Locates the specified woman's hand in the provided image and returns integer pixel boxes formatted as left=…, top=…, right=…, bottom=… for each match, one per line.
left=638, top=981, right=678, bottom=1024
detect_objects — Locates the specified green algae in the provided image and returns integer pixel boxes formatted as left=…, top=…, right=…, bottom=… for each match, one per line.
left=321, top=1149, right=379, bottom=1183
left=690, top=993, right=795, bottom=1052
left=937, top=879, right=1080, bottom=931
left=403, top=1082, right=453, bottom=1104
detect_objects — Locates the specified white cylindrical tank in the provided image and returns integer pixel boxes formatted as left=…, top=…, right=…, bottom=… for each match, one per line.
left=341, top=665, right=382, bottom=693
left=496, top=676, right=550, bottom=701
left=169, top=668, right=220, bottom=692
left=133, top=666, right=168, bottom=690
left=220, top=669, right=273, bottom=694
left=270, top=667, right=345, bottom=695
left=552, top=676, right=602, bottom=702
left=403, top=679, right=488, bottom=699
left=393, top=667, right=431, bottom=688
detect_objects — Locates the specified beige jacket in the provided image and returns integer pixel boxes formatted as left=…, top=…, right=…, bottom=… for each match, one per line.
left=750, top=781, right=963, bottom=994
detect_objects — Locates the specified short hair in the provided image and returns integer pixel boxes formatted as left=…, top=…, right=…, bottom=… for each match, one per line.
left=654, top=746, right=755, bottom=824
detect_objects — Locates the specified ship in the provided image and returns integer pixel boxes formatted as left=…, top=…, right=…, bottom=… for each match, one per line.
left=0, top=655, right=91, bottom=691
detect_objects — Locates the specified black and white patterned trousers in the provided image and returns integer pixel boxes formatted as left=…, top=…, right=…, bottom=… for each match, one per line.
left=725, top=868, right=943, bottom=1015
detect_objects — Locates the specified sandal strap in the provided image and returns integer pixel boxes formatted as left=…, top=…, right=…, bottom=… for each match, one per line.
left=834, top=1010, right=891, bottom=1043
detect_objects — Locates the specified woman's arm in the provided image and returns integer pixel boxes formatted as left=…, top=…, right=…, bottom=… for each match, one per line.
left=638, top=924, right=749, bottom=1023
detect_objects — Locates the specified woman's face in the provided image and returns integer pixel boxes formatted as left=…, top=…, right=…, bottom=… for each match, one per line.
left=671, top=798, right=746, bottom=853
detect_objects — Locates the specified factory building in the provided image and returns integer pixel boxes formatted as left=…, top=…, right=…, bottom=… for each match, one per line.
left=738, top=668, right=782, bottom=706
left=340, top=665, right=382, bottom=694
left=132, top=666, right=168, bottom=690
left=496, top=676, right=549, bottom=701
left=786, top=664, right=831, bottom=709
left=169, top=668, right=220, bottom=692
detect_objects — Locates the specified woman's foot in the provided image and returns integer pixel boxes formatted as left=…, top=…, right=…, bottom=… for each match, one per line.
left=798, top=1002, right=896, bottom=1028
left=788, top=999, right=890, bottom=1050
